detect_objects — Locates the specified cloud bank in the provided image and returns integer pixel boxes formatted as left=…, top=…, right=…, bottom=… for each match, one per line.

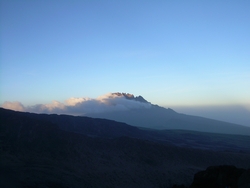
left=1, top=93, right=152, bottom=115
left=2, top=101, right=25, bottom=112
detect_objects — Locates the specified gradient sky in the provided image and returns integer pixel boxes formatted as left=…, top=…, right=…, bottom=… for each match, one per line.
left=1, top=1, right=250, bottom=111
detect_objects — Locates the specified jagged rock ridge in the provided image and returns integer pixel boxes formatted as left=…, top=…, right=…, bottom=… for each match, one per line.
left=111, top=92, right=149, bottom=103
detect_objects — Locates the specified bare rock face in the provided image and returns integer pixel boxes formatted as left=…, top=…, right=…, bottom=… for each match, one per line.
left=111, top=92, right=149, bottom=103
left=190, top=165, right=250, bottom=188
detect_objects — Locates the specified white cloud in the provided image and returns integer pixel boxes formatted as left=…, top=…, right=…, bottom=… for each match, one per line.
left=65, top=97, right=90, bottom=106
left=1, top=93, right=152, bottom=115
left=1, top=101, right=25, bottom=112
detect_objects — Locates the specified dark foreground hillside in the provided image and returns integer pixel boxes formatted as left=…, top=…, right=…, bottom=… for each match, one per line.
left=1, top=108, right=250, bottom=188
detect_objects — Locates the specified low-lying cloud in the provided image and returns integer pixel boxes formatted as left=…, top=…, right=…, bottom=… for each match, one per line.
left=1, top=93, right=152, bottom=115
left=2, top=101, right=25, bottom=112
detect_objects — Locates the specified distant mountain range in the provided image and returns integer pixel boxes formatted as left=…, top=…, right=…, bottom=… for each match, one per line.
left=1, top=92, right=250, bottom=136
left=87, top=93, right=250, bottom=136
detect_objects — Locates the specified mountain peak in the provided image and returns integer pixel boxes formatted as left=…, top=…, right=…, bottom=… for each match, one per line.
left=111, top=92, right=149, bottom=103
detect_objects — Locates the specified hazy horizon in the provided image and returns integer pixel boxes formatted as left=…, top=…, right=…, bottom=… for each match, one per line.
left=1, top=1, right=249, bottom=127
left=170, top=104, right=250, bottom=127
left=1, top=92, right=249, bottom=128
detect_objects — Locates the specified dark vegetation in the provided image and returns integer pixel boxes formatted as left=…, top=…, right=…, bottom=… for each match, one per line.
left=1, top=108, right=250, bottom=187
left=142, top=129, right=250, bottom=153
left=190, top=165, right=250, bottom=188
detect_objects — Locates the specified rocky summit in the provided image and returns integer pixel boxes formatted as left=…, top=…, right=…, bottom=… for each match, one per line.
left=111, top=92, right=149, bottom=103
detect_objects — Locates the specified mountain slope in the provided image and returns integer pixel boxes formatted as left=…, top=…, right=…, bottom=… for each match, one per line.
left=86, top=93, right=250, bottom=135
left=1, top=107, right=250, bottom=153
left=1, top=108, right=250, bottom=188
left=3, top=92, right=249, bottom=135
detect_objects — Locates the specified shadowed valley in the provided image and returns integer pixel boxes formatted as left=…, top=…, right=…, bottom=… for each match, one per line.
left=1, top=108, right=250, bottom=187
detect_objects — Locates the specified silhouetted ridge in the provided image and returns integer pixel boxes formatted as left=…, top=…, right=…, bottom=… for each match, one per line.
left=0, top=107, right=143, bottom=139
left=1, top=107, right=250, bottom=188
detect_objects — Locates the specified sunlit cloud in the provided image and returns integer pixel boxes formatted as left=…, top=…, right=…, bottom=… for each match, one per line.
left=65, top=97, right=90, bottom=106
left=1, top=93, right=152, bottom=116
left=2, top=101, right=25, bottom=112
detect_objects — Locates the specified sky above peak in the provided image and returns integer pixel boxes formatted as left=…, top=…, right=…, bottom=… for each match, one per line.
left=1, top=0, right=250, bottom=110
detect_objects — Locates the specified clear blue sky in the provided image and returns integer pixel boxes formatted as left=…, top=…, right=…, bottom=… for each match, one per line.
left=1, top=0, right=250, bottom=108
